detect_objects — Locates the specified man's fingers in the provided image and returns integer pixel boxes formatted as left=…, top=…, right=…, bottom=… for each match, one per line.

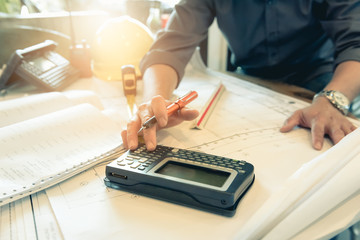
left=328, top=119, right=356, bottom=145
left=142, top=126, right=157, bottom=151
left=138, top=103, right=154, bottom=125
left=311, top=119, right=325, bottom=150
left=342, top=122, right=357, bottom=135
left=121, top=129, right=128, bottom=149
left=280, top=99, right=358, bottom=151
left=151, top=96, right=168, bottom=127
left=123, top=95, right=200, bottom=151
left=280, top=110, right=301, bottom=133
left=164, top=108, right=199, bottom=128
left=126, top=120, right=140, bottom=150
left=329, top=127, right=346, bottom=145
left=179, top=108, right=199, bottom=121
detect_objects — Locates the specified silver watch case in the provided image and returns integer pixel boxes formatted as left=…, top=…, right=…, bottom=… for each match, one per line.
left=313, top=90, right=350, bottom=115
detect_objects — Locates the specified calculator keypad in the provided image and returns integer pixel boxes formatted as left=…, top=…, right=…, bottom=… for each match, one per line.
left=117, top=144, right=247, bottom=174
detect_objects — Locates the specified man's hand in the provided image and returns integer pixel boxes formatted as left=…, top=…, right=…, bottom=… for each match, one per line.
left=280, top=96, right=357, bottom=150
left=121, top=95, right=199, bottom=151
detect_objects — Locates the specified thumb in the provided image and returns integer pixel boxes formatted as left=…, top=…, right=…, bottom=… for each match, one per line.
left=179, top=108, right=199, bottom=121
left=280, top=111, right=302, bottom=133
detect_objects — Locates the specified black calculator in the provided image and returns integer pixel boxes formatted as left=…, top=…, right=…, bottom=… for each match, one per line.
left=105, top=144, right=255, bottom=217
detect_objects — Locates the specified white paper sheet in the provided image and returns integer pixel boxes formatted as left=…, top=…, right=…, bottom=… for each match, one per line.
left=0, top=90, right=103, bottom=128
left=0, top=104, right=123, bottom=205
left=44, top=57, right=360, bottom=239
left=0, top=197, right=36, bottom=240
left=236, top=128, right=360, bottom=239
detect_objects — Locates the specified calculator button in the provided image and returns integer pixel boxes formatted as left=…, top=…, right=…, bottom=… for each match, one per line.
left=139, top=158, right=148, bottom=163
left=171, top=148, right=179, bottom=153
left=130, top=163, right=141, bottom=169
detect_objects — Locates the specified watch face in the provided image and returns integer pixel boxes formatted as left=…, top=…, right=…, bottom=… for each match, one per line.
left=332, top=91, right=350, bottom=106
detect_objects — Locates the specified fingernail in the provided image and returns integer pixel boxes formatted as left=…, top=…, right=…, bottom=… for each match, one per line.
left=314, top=142, right=322, bottom=150
left=279, top=125, right=287, bottom=132
left=129, top=139, right=136, bottom=149
left=146, top=142, right=156, bottom=151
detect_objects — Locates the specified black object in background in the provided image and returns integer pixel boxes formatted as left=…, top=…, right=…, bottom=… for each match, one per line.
left=0, top=40, right=80, bottom=91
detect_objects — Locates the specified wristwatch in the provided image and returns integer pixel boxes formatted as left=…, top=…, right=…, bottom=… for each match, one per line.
left=313, top=90, right=350, bottom=115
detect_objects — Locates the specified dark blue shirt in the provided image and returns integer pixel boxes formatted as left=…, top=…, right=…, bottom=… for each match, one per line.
left=140, top=0, right=360, bottom=83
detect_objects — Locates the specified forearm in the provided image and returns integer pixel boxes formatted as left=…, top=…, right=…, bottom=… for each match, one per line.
left=281, top=61, right=359, bottom=150
left=324, top=61, right=360, bottom=102
left=142, top=64, right=178, bottom=101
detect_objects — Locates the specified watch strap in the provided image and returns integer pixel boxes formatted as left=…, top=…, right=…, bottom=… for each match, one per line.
left=313, top=90, right=350, bottom=115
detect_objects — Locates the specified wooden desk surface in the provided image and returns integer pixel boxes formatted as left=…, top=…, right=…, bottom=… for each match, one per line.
left=224, top=71, right=315, bottom=103
left=225, top=71, right=360, bottom=120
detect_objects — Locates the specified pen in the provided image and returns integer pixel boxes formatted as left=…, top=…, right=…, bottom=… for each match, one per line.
left=138, top=90, right=198, bottom=134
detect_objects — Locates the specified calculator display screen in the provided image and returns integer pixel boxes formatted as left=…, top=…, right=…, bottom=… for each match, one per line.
left=156, top=161, right=230, bottom=187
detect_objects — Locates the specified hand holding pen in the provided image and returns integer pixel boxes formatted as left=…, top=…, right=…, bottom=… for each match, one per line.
left=138, top=90, right=198, bottom=133
left=121, top=90, right=199, bottom=151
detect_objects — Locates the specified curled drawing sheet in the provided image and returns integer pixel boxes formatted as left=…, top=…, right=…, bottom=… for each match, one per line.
left=236, top=128, right=360, bottom=240
left=266, top=153, right=360, bottom=240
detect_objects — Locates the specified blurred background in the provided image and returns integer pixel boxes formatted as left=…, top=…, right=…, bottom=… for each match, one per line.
left=0, top=0, right=178, bottom=32
left=0, top=0, right=183, bottom=80
left=0, top=0, right=226, bottom=83
left=0, top=0, right=178, bottom=50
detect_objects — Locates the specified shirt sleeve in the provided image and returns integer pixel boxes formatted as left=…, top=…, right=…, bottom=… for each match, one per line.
left=139, top=0, right=215, bottom=85
left=318, top=0, right=360, bottom=67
